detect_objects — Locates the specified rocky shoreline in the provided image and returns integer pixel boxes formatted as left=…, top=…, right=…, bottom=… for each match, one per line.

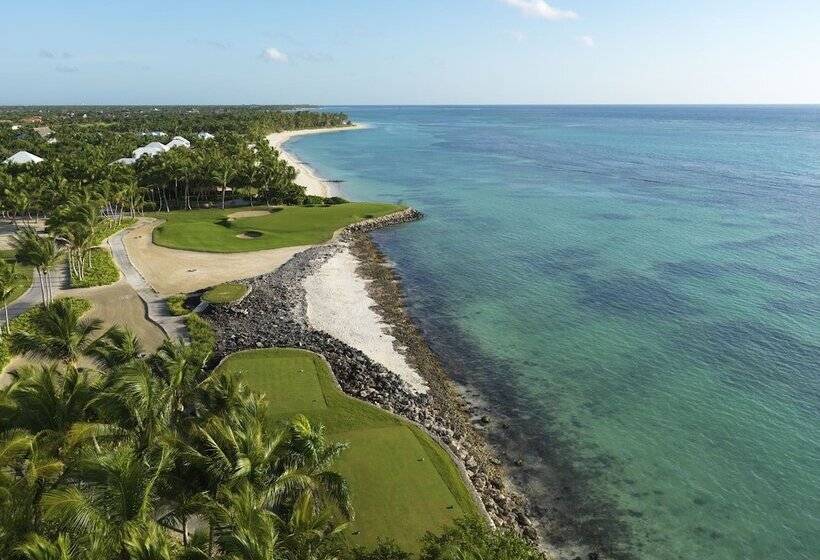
left=203, top=209, right=542, bottom=543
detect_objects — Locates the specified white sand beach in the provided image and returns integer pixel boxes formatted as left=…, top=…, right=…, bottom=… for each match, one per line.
left=303, top=244, right=428, bottom=394
left=266, top=124, right=366, bottom=198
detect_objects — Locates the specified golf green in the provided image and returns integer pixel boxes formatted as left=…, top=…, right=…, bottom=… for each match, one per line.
left=152, top=203, right=403, bottom=253
left=215, top=348, right=479, bottom=551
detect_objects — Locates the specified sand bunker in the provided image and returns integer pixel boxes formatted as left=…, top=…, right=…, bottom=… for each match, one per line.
left=123, top=219, right=309, bottom=295
left=235, top=230, right=264, bottom=239
left=228, top=210, right=270, bottom=219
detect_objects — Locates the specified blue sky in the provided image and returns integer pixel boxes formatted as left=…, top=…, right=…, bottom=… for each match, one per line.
left=1, top=0, right=818, bottom=105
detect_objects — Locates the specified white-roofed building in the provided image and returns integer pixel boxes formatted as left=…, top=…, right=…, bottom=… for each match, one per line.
left=111, top=157, right=137, bottom=166
left=165, top=136, right=191, bottom=150
left=132, top=141, right=168, bottom=160
left=197, top=131, right=215, bottom=140
left=3, top=151, right=44, bottom=165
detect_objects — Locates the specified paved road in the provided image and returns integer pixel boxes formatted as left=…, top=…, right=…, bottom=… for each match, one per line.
left=6, top=263, right=69, bottom=319
left=6, top=226, right=187, bottom=342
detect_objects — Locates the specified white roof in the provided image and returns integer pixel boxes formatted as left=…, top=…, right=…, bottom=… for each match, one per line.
left=111, top=157, right=137, bottom=166
left=3, top=151, right=44, bottom=165
left=132, top=141, right=168, bottom=159
left=165, top=136, right=191, bottom=150
left=197, top=131, right=214, bottom=139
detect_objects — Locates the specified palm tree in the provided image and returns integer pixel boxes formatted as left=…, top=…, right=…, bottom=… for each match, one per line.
left=208, top=482, right=282, bottom=560
left=9, top=299, right=102, bottom=365
left=15, top=533, right=77, bottom=560
left=41, top=444, right=170, bottom=560
left=210, top=157, right=237, bottom=210
left=0, top=431, right=64, bottom=548
left=2, top=364, right=98, bottom=446
left=87, top=326, right=144, bottom=370
left=11, top=227, right=63, bottom=305
left=92, top=360, right=173, bottom=451
left=282, top=415, right=352, bottom=519
left=0, top=258, right=22, bottom=333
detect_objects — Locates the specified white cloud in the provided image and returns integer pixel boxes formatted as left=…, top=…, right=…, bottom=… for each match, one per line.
left=262, top=47, right=288, bottom=63
left=579, top=35, right=595, bottom=47
left=500, top=0, right=578, bottom=21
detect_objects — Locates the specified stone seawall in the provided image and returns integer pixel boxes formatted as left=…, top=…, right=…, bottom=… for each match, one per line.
left=203, top=207, right=540, bottom=542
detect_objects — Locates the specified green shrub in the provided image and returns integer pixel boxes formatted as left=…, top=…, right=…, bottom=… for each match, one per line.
left=90, top=218, right=136, bottom=245
left=186, top=313, right=215, bottom=361
left=202, top=283, right=248, bottom=305
left=0, top=297, right=92, bottom=370
left=346, top=540, right=412, bottom=560
left=70, top=248, right=119, bottom=288
left=419, top=518, right=544, bottom=560
left=325, top=196, right=349, bottom=205
left=166, top=294, right=189, bottom=316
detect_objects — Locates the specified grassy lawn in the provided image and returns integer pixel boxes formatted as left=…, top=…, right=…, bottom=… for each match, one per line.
left=215, top=348, right=479, bottom=552
left=90, top=218, right=136, bottom=245
left=70, top=248, right=119, bottom=288
left=151, top=203, right=404, bottom=253
left=202, top=283, right=248, bottom=304
left=0, top=250, right=33, bottom=304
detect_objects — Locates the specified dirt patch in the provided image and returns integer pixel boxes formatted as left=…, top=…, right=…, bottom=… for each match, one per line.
left=236, top=230, right=264, bottom=239
left=227, top=210, right=270, bottom=219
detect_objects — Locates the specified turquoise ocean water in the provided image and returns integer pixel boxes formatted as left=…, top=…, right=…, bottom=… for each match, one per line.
left=287, top=106, right=819, bottom=560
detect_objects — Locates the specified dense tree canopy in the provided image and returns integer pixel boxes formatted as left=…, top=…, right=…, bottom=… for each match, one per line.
left=0, top=106, right=350, bottom=219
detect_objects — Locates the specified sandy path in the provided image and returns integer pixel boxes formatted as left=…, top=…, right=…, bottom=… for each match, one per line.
left=123, top=219, right=309, bottom=295
left=69, top=280, right=167, bottom=353
left=266, top=124, right=366, bottom=198
left=0, top=278, right=167, bottom=381
left=303, top=244, right=428, bottom=394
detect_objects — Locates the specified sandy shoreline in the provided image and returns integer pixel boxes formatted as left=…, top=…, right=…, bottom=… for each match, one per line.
left=266, top=124, right=367, bottom=198
left=303, top=242, right=428, bottom=394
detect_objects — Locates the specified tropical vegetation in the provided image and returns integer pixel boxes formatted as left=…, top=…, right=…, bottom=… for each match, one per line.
left=0, top=107, right=545, bottom=559
left=0, top=299, right=543, bottom=560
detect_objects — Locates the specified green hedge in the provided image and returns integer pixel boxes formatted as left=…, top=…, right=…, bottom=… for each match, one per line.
left=90, top=218, right=136, bottom=246
left=70, top=248, right=119, bottom=288
left=186, top=313, right=215, bottom=361
left=0, top=297, right=92, bottom=370
left=166, top=294, right=189, bottom=316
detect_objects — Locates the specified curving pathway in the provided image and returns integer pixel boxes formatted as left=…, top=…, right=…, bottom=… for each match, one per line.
left=107, top=228, right=187, bottom=340
left=6, top=263, right=69, bottom=319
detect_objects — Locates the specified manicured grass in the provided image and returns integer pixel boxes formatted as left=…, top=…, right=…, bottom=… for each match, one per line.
left=70, top=248, right=119, bottom=288
left=152, top=203, right=404, bottom=253
left=0, top=250, right=33, bottom=304
left=202, top=283, right=248, bottom=305
left=215, top=348, right=479, bottom=552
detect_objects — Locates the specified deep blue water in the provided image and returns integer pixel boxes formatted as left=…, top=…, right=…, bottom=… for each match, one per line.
left=287, top=106, right=820, bottom=560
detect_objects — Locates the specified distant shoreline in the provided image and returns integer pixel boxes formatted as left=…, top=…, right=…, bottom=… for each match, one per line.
left=266, top=123, right=367, bottom=198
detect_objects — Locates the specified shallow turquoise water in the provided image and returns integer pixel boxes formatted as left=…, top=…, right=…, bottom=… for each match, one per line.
left=287, top=106, right=820, bottom=560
